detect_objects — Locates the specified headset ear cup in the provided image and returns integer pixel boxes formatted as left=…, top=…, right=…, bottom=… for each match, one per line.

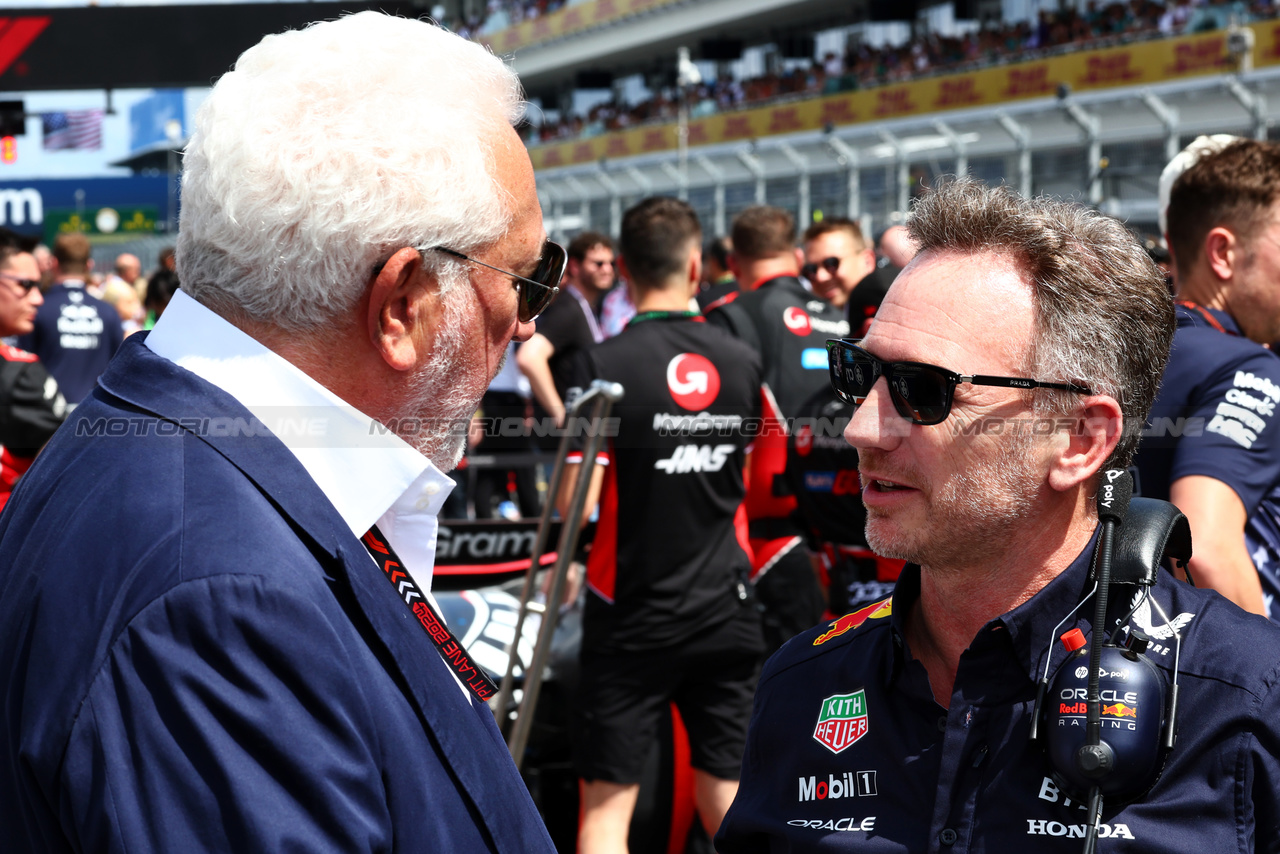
left=1042, top=644, right=1169, bottom=803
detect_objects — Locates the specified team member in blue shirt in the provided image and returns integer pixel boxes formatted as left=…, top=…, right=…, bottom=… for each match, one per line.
left=1133, top=138, right=1280, bottom=619
left=717, top=179, right=1280, bottom=852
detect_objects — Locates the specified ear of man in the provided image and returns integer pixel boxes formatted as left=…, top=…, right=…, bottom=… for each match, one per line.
left=1204, top=226, right=1240, bottom=282
left=687, top=243, right=702, bottom=296
left=367, top=246, right=444, bottom=372
left=1046, top=395, right=1124, bottom=494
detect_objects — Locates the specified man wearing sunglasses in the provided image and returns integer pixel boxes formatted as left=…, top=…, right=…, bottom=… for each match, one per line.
left=718, top=179, right=1280, bottom=851
left=0, top=14, right=557, bottom=854
left=516, top=230, right=614, bottom=440
left=800, top=218, right=879, bottom=332
left=16, top=232, right=124, bottom=405
left=0, top=227, right=66, bottom=512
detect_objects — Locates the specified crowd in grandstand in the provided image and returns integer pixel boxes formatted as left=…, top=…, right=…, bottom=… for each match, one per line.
left=521, top=0, right=1275, bottom=144
left=448, top=0, right=568, bottom=41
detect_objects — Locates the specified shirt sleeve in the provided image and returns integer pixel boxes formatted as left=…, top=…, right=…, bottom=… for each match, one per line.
left=1166, top=347, right=1280, bottom=514
left=59, top=575, right=394, bottom=853
left=0, top=357, right=66, bottom=454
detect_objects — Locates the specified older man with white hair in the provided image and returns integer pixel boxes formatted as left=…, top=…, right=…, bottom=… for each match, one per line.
left=0, top=13, right=561, bottom=853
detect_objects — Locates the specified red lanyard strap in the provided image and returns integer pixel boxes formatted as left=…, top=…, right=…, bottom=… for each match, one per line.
left=1175, top=300, right=1236, bottom=336
left=361, top=526, right=498, bottom=703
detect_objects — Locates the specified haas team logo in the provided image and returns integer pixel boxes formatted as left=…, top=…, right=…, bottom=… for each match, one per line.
left=783, top=306, right=812, bottom=336
left=667, top=353, right=720, bottom=411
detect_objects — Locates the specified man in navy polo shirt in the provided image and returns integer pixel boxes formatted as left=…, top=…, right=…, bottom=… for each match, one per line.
left=717, top=179, right=1280, bottom=852
left=17, top=232, right=123, bottom=405
left=1132, top=138, right=1280, bottom=619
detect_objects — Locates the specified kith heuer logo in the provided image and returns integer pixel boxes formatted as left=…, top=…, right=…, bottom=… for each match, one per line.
left=667, top=353, right=720, bottom=410
left=783, top=306, right=812, bottom=336
left=813, top=690, right=869, bottom=754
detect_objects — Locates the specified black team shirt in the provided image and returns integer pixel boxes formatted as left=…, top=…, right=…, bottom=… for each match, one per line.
left=531, top=285, right=602, bottom=413
left=567, top=311, right=762, bottom=652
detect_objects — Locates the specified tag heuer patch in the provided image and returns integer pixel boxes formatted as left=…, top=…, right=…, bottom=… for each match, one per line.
left=813, top=690, right=869, bottom=754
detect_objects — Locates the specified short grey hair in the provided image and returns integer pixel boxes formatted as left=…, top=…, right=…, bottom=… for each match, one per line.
left=908, top=179, right=1174, bottom=468
left=177, top=12, right=525, bottom=330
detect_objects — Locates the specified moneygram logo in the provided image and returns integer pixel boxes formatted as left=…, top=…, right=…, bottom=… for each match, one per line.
left=795, top=423, right=813, bottom=456
left=783, top=306, right=812, bottom=336
left=666, top=353, right=720, bottom=411
left=813, top=690, right=869, bottom=754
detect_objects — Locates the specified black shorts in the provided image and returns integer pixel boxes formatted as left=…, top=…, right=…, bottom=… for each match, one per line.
left=572, top=607, right=764, bottom=784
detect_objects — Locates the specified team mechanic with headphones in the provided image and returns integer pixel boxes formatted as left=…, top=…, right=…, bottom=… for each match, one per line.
left=716, top=180, right=1280, bottom=853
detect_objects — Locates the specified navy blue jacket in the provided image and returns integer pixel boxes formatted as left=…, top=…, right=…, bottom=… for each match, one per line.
left=717, top=535, right=1280, bottom=852
left=0, top=336, right=555, bottom=853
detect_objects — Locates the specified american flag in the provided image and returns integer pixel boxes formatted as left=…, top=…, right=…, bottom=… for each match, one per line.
left=41, top=110, right=103, bottom=151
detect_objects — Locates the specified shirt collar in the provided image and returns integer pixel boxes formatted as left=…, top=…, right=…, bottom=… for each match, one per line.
left=1175, top=302, right=1242, bottom=335
left=889, top=527, right=1101, bottom=686
left=143, top=289, right=455, bottom=553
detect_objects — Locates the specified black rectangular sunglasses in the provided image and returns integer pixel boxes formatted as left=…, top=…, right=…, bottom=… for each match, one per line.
left=826, top=339, right=1092, bottom=426
left=427, top=241, right=566, bottom=323
left=801, top=256, right=840, bottom=281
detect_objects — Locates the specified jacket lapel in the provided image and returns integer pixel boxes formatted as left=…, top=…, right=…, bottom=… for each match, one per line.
left=95, top=336, right=544, bottom=852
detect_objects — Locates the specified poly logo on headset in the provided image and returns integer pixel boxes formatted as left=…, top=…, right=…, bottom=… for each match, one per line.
left=783, top=306, right=813, bottom=336
left=667, top=353, right=720, bottom=411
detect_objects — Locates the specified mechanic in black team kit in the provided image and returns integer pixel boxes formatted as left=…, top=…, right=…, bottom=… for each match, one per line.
left=706, top=205, right=850, bottom=650
left=562, top=197, right=764, bottom=854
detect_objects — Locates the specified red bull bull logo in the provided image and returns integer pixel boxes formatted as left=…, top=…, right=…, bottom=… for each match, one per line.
left=813, top=598, right=892, bottom=646
left=1102, top=702, right=1138, bottom=719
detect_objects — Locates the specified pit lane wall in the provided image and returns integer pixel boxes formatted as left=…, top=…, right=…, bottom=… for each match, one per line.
left=527, top=21, right=1280, bottom=171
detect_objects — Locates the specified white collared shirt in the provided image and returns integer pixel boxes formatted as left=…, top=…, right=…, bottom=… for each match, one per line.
left=145, top=290, right=456, bottom=597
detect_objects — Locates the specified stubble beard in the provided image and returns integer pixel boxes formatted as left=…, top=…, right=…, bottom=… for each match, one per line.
left=399, top=284, right=492, bottom=472
left=862, top=428, right=1041, bottom=571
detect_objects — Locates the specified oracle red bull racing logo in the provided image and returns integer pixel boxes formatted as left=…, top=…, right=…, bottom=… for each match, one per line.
left=783, top=306, right=812, bottom=336
left=813, top=597, right=892, bottom=646
left=667, top=353, right=720, bottom=411
left=813, top=689, right=869, bottom=754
